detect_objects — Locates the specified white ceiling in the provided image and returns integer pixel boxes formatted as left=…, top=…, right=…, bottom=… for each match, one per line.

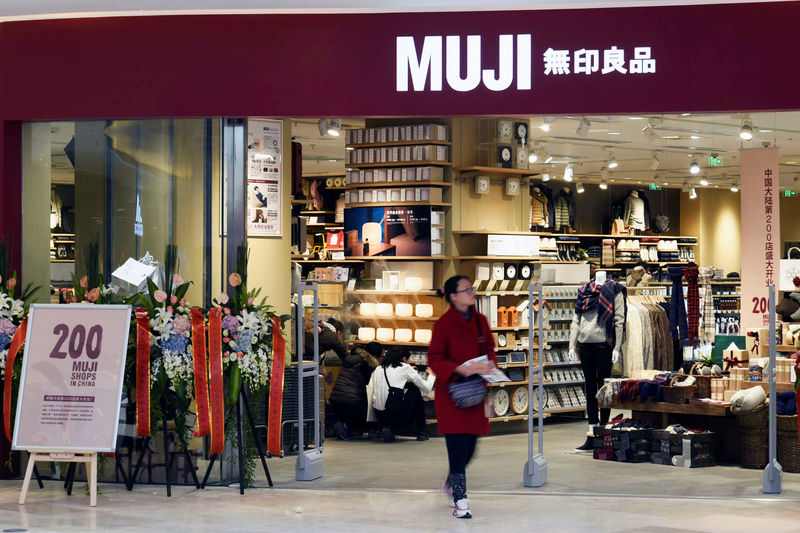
left=0, top=0, right=788, bottom=20
left=47, top=113, right=800, bottom=189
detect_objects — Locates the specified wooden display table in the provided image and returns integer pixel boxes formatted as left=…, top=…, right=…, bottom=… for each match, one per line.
left=610, top=400, right=739, bottom=463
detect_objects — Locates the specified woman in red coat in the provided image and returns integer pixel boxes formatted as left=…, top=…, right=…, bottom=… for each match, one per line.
left=427, top=275, right=497, bottom=520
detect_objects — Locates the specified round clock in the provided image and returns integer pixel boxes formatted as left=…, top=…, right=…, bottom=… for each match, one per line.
left=516, top=123, right=528, bottom=141
left=477, top=178, right=489, bottom=194
left=529, top=387, right=548, bottom=413
left=502, top=122, right=512, bottom=138
left=519, top=264, right=532, bottom=280
left=493, top=389, right=510, bottom=417
left=497, top=333, right=507, bottom=348
left=511, top=385, right=529, bottom=415
left=516, top=149, right=527, bottom=165
left=492, top=263, right=505, bottom=280
left=507, top=177, right=520, bottom=195
left=505, top=264, right=517, bottom=279
left=501, top=147, right=511, bottom=162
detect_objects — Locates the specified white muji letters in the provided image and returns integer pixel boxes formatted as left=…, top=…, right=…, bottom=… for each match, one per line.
left=396, top=34, right=532, bottom=92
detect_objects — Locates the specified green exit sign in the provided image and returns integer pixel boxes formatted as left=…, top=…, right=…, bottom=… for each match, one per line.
left=708, top=156, right=724, bottom=166
left=785, top=190, right=798, bottom=198
left=649, top=182, right=661, bottom=190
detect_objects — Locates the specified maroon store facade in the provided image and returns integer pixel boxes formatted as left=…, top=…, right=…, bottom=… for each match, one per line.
left=0, top=0, right=799, bottom=268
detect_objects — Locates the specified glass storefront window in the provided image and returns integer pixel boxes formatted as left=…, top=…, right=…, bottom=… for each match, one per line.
left=22, top=119, right=224, bottom=307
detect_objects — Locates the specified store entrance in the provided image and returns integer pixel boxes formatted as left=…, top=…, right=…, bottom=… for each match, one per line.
left=282, top=112, right=800, bottom=498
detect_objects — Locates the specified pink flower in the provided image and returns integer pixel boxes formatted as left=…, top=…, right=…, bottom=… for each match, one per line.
left=224, top=308, right=231, bottom=315
left=6, top=278, right=16, bottom=290
left=154, top=290, right=167, bottom=303
left=237, top=352, right=244, bottom=358
left=223, top=337, right=230, bottom=343
left=173, top=274, right=184, bottom=286
left=229, top=273, right=242, bottom=287
left=170, top=295, right=178, bottom=304
left=248, top=297, right=254, bottom=305
left=167, top=306, right=174, bottom=313
left=79, top=276, right=88, bottom=288
left=179, top=298, right=186, bottom=306
left=88, top=287, right=101, bottom=302
left=218, top=293, right=229, bottom=305
left=0, top=274, right=3, bottom=285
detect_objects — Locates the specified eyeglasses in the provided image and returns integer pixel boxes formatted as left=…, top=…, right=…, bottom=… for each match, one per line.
left=455, top=287, right=476, bottom=294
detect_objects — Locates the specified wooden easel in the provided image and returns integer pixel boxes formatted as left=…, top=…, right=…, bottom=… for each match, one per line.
left=20, top=450, right=97, bottom=506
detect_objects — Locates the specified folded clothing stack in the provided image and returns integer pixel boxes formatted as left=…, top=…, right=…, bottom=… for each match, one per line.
left=658, top=251, right=681, bottom=262
left=587, top=245, right=601, bottom=258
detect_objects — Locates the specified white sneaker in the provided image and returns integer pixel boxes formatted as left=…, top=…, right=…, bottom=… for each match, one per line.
left=453, top=498, right=472, bottom=519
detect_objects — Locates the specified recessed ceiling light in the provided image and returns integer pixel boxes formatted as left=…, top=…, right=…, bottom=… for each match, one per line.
left=787, top=161, right=798, bottom=165
left=628, top=117, right=645, bottom=120
left=608, top=132, right=621, bottom=135
left=690, top=135, right=700, bottom=140
left=681, top=113, right=691, bottom=116
left=761, top=129, right=772, bottom=133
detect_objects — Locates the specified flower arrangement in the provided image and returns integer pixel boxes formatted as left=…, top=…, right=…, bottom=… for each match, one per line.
left=128, top=244, right=195, bottom=449
left=71, top=239, right=119, bottom=304
left=0, top=239, right=39, bottom=378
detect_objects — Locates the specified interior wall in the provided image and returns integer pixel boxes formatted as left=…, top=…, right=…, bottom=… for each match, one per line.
left=73, top=121, right=107, bottom=279
left=679, top=189, right=742, bottom=275
left=246, top=120, right=291, bottom=315
left=780, top=196, right=800, bottom=256
left=21, top=123, right=51, bottom=303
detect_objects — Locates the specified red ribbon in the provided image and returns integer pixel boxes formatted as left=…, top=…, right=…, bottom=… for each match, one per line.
left=723, top=356, right=742, bottom=372
left=3, top=318, right=27, bottom=441
left=207, top=308, right=225, bottom=455
left=135, top=307, right=151, bottom=437
left=190, top=308, right=211, bottom=438
left=267, top=317, right=286, bottom=457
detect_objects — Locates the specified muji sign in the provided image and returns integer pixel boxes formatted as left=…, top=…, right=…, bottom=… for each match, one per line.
left=396, top=34, right=657, bottom=92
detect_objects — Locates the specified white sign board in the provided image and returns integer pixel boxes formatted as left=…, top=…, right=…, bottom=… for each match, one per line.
left=247, top=118, right=283, bottom=237
left=487, top=234, right=540, bottom=257
left=12, top=304, right=132, bottom=452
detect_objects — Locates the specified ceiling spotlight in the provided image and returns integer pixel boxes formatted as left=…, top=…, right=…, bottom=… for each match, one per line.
left=699, top=176, right=709, bottom=186
left=740, top=117, right=754, bottom=140
left=317, top=118, right=329, bottom=136
left=607, top=153, right=618, bottom=169
left=541, top=172, right=551, bottom=182
left=576, top=181, right=585, bottom=193
left=327, top=118, right=342, bottom=137
left=599, top=180, right=608, bottom=190
left=689, top=158, right=701, bottom=174
left=650, top=151, right=661, bottom=171
left=642, top=123, right=659, bottom=142
left=576, top=117, right=591, bottom=136
left=682, top=182, right=691, bottom=193
left=689, top=187, right=698, bottom=199
left=731, top=184, right=739, bottom=192
left=564, top=165, right=574, bottom=182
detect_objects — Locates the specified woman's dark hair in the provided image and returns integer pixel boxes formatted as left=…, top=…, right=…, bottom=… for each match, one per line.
left=326, top=317, right=344, bottom=334
left=382, top=346, right=409, bottom=368
left=364, top=341, right=384, bottom=359
left=439, top=275, right=469, bottom=304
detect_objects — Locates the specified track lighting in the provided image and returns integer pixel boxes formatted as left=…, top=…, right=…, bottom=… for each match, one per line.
left=689, top=158, right=701, bottom=174
left=642, top=123, right=659, bottom=142
left=682, top=182, right=691, bottom=193
left=576, top=181, right=585, bottom=193
left=650, top=151, right=661, bottom=171
left=607, top=153, right=618, bottom=169
left=564, top=165, right=574, bottom=182
left=699, top=176, right=709, bottom=186
left=740, top=117, right=754, bottom=141
left=731, top=184, right=739, bottom=192
left=599, top=180, right=608, bottom=190
left=318, top=118, right=342, bottom=137
left=576, top=117, right=591, bottom=136
left=689, top=187, right=697, bottom=199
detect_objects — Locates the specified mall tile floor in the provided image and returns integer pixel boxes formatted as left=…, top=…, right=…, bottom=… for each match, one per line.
left=2, top=418, right=800, bottom=532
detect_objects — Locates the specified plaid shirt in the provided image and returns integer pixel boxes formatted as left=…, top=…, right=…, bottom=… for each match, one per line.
left=684, top=266, right=700, bottom=346
left=698, top=267, right=716, bottom=343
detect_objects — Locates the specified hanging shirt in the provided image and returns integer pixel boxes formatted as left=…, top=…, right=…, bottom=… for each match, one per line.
left=624, top=195, right=646, bottom=230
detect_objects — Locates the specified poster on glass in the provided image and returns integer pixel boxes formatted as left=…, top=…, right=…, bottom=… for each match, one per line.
left=247, top=119, right=282, bottom=236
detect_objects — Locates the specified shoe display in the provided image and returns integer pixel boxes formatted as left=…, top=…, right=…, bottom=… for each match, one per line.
left=453, top=498, right=472, bottom=519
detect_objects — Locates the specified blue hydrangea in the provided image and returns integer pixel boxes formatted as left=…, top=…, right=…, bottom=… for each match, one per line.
left=0, top=333, right=10, bottom=352
left=232, top=329, right=255, bottom=352
left=160, top=334, right=189, bottom=354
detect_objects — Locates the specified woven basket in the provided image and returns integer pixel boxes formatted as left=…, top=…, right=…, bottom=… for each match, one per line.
left=777, top=414, right=798, bottom=435
left=662, top=374, right=697, bottom=404
left=733, top=402, right=768, bottom=430
left=690, top=362, right=721, bottom=399
left=739, top=428, right=768, bottom=469
left=778, top=433, right=800, bottom=473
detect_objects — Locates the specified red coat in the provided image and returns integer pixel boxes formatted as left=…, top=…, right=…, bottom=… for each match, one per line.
left=427, top=306, right=497, bottom=435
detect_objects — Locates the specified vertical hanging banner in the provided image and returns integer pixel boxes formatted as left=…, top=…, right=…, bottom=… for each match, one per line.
left=246, top=119, right=283, bottom=237
left=740, top=148, right=780, bottom=330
